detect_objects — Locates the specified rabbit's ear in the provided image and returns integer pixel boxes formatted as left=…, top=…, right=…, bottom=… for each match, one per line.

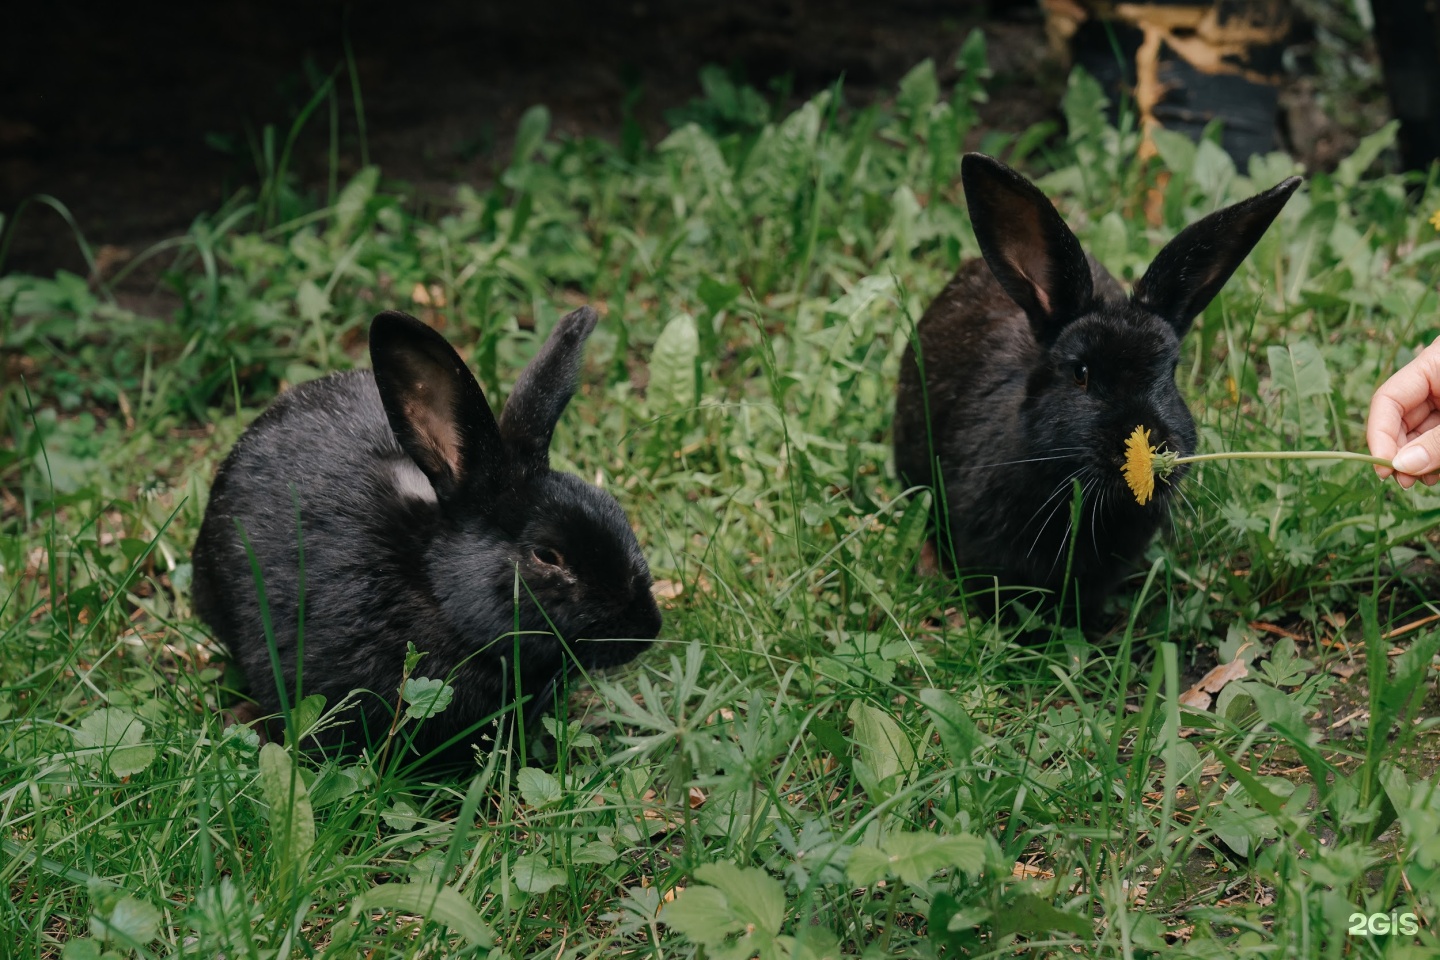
left=370, top=311, right=504, bottom=501
left=498, top=306, right=600, bottom=479
left=962, top=153, right=1094, bottom=343
left=1133, top=177, right=1301, bottom=338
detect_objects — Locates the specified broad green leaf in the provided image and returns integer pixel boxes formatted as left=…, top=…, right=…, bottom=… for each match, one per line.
left=61, top=942, right=106, bottom=960
left=664, top=886, right=742, bottom=942
left=787, top=927, right=843, bottom=960
left=1162, top=739, right=1204, bottom=792
left=571, top=841, right=618, bottom=865
left=1221, top=502, right=1267, bottom=533
left=289, top=693, right=327, bottom=741
left=382, top=800, right=421, bottom=832
left=993, top=893, right=1093, bottom=938
left=257, top=742, right=315, bottom=865
left=307, top=762, right=360, bottom=808
left=283, top=362, right=325, bottom=385
left=847, top=701, right=915, bottom=787
left=1192, top=139, right=1236, bottom=201
left=954, top=28, right=990, bottom=84
left=888, top=186, right=923, bottom=259
left=357, top=883, right=495, bottom=947
left=647, top=313, right=699, bottom=416
left=541, top=715, right=600, bottom=749
left=1246, top=682, right=1311, bottom=742
left=1335, top=120, right=1400, bottom=188
left=919, top=688, right=984, bottom=763
left=516, top=767, right=562, bottom=808
left=511, top=104, right=551, bottom=169
left=930, top=892, right=991, bottom=956
left=657, top=124, right=733, bottom=199
left=295, top=279, right=330, bottom=324
left=1150, top=127, right=1197, bottom=179
left=1398, top=805, right=1440, bottom=869
left=1276, top=529, right=1317, bottom=567
left=666, top=863, right=785, bottom=960
left=1267, top=340, right=1331, bottom=400
left=697, top=275, right=741, bottom=315
left=1089, top=211, right=1130, bottom=272
left=693, top=862, right=785, bottom=936
left=74, top=708, right=153, bottom=778
left=845, top=845, right=895, bottom=887
left=847, top=831, right=985, bottom=886
left=896, top=59, right=938, bottom=119
left=330, top=165, right=379, bottom=240
left=91, top=894, right=160, bottom=946
left=402, top=677, right=454, bottom=719
left=512, top=853, right=566, bottom=895
left=1062, top=68, right=1108, bottom=146
left=886, top=832, right=986, bottom=886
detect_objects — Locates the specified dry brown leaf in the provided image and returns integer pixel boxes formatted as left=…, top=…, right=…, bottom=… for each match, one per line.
left=1329, top=708, right=1369, bottom=730
left=411, top=283, right=447, bottom=307
left=1384, top=614, right=1440, bottom=641
left=638, top=789, right=686, bottom=835
left=1178, top=687, right=1213, bottom=710
left=1251, top=620, right=1305, bottom=642
left=1012, top=861, right=1055, bottom=880
left=1180, top=656, right=1250, bottom=711
left=652, top=580, right=684, bottom=602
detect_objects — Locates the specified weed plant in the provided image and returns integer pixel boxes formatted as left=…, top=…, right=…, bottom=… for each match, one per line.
left=3, top=37, right=1440, bottom=959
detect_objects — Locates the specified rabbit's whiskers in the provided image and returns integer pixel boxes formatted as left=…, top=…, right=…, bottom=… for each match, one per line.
left=1020, top=466, right=1088, bottom=554
left=1045, top=473, right=1099, bottom=581
left=1091, top=483, right=1107, bottom=559
left=1024, top=466, right=1098, bottom=563
left=967, top=448, right=1088, bottom=470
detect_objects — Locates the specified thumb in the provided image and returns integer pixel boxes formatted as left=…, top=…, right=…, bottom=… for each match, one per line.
left=1392, top=429, right=1440, bottom=476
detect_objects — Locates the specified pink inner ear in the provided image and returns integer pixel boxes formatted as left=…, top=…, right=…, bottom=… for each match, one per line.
left=404, top=380, right=463, bottom=481
left=1004, top=253, right=1051, bottom=315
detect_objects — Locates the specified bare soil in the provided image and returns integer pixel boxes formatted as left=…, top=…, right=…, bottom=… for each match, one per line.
left=0, top=0, right=1055, bottom=286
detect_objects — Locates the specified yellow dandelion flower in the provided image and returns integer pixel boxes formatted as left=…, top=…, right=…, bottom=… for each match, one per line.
left=1431, top=208, right=1440, bottom=232
left=1123, top=425, right=1157, bottom=506
left=1118, top=425, right=1396, bottom=503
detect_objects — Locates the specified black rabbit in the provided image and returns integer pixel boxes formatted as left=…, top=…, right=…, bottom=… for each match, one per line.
left=192, top=307, right=662, bottom=764
left=894, top=153, right=1300, bottom=622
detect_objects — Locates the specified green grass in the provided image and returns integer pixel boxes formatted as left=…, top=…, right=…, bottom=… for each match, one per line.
left=4, top=41, right=1440, bottom=959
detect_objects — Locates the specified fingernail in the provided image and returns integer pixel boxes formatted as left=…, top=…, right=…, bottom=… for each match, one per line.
left=1393, top=446, right=1431, bottom=474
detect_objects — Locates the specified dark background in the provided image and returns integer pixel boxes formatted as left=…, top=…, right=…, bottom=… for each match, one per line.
left=0, top=1, right=1398, bottom=286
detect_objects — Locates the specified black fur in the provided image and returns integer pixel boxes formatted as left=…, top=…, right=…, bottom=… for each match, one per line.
left=894, top=154, right=1300, bottom=621
left=192, top=307, right=662, bottom=766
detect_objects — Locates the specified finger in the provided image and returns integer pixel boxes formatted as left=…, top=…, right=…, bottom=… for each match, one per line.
left=1367, top=394, right=1404, bottom=476
left=1392, top=427, right=1440, bottom=478
left=1371, top=343, right=1440, bottom=456
left=1403, top=409, right=1440, bottom=439
left=1402, top=403, right=1440, bottom=433
left=1375, top=353, right=1440, bottom=412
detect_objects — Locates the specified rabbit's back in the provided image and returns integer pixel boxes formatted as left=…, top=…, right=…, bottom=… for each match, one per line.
left=192, top=371, right=455, bottom=737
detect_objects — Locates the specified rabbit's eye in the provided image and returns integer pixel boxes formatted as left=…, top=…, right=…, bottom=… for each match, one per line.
left=1072, top=363, right=1089, bottom=388
left=533, top=547, right=564, bottom=568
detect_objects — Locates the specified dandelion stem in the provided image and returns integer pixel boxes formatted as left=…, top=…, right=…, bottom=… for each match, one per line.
left=1121, top=424, right=1397, bottom=506
left=1173, top=450, right=1394, bottom=469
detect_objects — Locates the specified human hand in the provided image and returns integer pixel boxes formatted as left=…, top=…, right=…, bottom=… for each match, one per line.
left=1367, top=335, right=1440, bottom=489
